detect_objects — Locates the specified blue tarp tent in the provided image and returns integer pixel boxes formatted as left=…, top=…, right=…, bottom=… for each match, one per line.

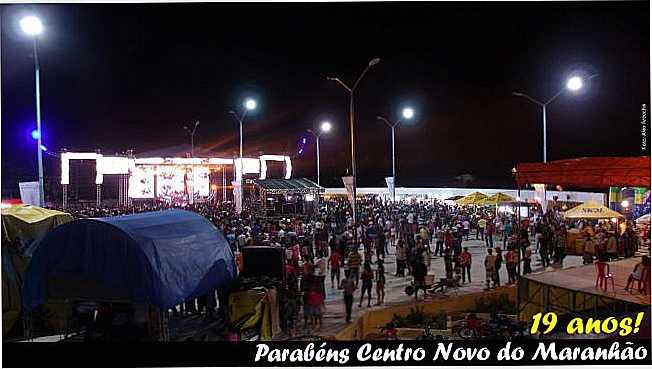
left=22, top=209, right=237, bottom=312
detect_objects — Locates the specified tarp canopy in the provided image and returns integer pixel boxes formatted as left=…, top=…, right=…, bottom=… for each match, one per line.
left=515, top=156, right=650, bottom=188
left=455, top=192, right=488, bottom=205
left=563, top=201, right=624, bottom=219
left=2, top=205, right=73, bottom=335
left=479, top=192, right=515, bottom=205
left=636, top=214, right=650, bottom=225
left=2, top=205, right=73, bottom=252
left=22, top=209, right=237, bottom=312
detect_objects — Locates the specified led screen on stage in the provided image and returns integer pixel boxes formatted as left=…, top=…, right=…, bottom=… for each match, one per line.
left=128, top=165, right=155, bottom=198
left=157, top=165, right=187, bottom=202
left=193, top=166, right=210, bottom=197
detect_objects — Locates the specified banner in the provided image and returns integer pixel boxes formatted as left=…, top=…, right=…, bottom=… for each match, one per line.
left=533, top=183, right=547, bottom=213
left=385, top=176, right=395, bottom=200
left=341, top=176, right=354, bottom=208
left=233, top=180, right=242, bottom=214
left=19, top=181, right=40, bottom=206
left=634, top=187, right=648, bottom=205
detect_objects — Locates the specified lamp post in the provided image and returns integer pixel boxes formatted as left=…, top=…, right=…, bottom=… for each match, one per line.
left=376, top=107, right=415, bottom=202
left=183, top=121, right=200, bottom=204
left=307, top=121, right=332, bottom=186
left=20, top=15, right=45, bottom=207
left=512, top=73, right=598, bottom=163
left=328, top=57, right=380, bottom=245
left=183, top=121, right=200, bottom=157
left=230, top=98, right=257, bottom=212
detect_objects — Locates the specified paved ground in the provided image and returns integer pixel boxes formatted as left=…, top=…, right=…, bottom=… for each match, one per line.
left=289, top=235, right=588, bottom=338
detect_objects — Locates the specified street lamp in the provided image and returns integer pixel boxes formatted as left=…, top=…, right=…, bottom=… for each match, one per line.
left=376, top=106, right=415, bottom=202
left=183, top=121, right=200, bottom=204
left=20, top=15, right=45, bottom=206
left=512, top=73, right=598, bottom=163
left=307, top=121, right=332, bottom=186
left=230, top=98, right=257, bottom=212
left=183, top=121, right=200, bottom=157
left=328, top=57, right=380, bottom=244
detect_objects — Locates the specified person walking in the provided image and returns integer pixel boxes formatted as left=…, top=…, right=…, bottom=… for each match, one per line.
left=505, top=246, right=518, bottom=284
left=462, top=218, right=471, bottom=240
left=375, top=260, right=386, bottom=305
left=395, top=239, right=407, bottom=277
left=413, top=259, right=428, bottom=301
left=503, top=220, right=513, bottom=248
left=359, top=261, right=374, bottom=308
left=435, top=227, right=445, bottom=257
left=460, top=247, right=472, bottom=284
left=328, top=250, right=342, bottom=288
left=478, top=217, right=486, bottom=241
left=493, top=247, right=503, bottom=287
left=348, top=247, right=362, bottom=286
left=523, top=244, right=532, bottom=275
left=484, top=248, right=496, bottom=290
left=340, top=271, right=356, bottom=323
left=485, top=220, right=494, bottom=248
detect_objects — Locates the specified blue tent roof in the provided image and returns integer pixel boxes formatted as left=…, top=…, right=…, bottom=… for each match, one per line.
left=22, top=209, right=237, bottom=312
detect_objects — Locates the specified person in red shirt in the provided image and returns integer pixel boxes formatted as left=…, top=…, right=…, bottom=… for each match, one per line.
left=460, top=247, right=472, bottom=284
left=485, top=221, right=494, bottom=248
left=444, top=229, right=454, bottom=253
left=328, top=251, right=342, bottom=288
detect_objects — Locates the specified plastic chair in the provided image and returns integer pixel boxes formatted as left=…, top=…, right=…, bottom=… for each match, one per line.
left=595, top=262, right=615, bottom=291
left=627, top=266, right=650, bottom=295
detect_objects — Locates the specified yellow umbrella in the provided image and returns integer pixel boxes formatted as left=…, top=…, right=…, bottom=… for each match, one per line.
left=479, top=192, right=515, bottom=206
left=455, top=192, right=488, bottom=205
left=563, top=201, right=624, bottom=219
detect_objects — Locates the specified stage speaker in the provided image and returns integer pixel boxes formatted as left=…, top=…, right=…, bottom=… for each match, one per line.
left=241, top=246, right=286, bottom=280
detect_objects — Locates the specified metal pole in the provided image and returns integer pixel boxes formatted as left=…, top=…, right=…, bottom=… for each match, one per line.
left=316, top=135, right=321, bottom=186
left=542, top=104, right=547, bottom=163
left=34, top=39, right=45, bottom=207
left=223, top=166, right=226, bottom=202
left=349, top=92, right=357, bottom=245
left=239, top=118, right=244, bottom=211
left=391, top=125, right=396, bottom=202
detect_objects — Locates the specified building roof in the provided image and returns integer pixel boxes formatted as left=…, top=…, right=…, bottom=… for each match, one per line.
left=253, top=178, right=323, bottom=194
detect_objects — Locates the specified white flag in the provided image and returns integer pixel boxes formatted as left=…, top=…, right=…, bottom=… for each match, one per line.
left=385, top=176, right=395, bottom=198
left=533, top=183, right=547, bottom=213
left=341, top=176, right=354, bottom=208
left=19, top=181, right=40, bottom=206
left=232, top=180, right=242, bottom=214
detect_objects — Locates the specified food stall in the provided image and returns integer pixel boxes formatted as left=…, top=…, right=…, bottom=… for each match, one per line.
left=562, top=201, right=624, bottom=255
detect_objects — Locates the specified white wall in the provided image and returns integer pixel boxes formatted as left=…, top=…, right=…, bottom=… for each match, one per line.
left=323, top=187, right=606, bottom=204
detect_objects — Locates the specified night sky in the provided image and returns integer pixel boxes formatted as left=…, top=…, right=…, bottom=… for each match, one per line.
left=2, top=1, right=650, bottom=196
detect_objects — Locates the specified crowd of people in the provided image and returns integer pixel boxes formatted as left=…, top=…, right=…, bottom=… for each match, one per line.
left=51, top=196, right=649, bottom=337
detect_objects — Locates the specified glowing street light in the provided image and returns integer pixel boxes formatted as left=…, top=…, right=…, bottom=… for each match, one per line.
left=376, top=106, right=415, bottom=202
left=512, top=73, right=597, bottom=163
left=307, top=120, right=333, bottom=186
left=244, top=98, right=257, bottom=111
left=320, top=121, right=332, bottom=133
left=328, top=57, right=381, bottom=242
left=21, top=15, right=45, bottom=206
left=566, top=76, right=583, bottom=91
left=402, top=107, right=415, bottom=120
left=20, top=16, right=43, bottom=36
left=230, top=97, right=259, bottom=213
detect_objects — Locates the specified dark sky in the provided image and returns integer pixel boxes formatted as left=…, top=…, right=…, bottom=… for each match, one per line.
left=2, top=1, right=650, bottom=195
